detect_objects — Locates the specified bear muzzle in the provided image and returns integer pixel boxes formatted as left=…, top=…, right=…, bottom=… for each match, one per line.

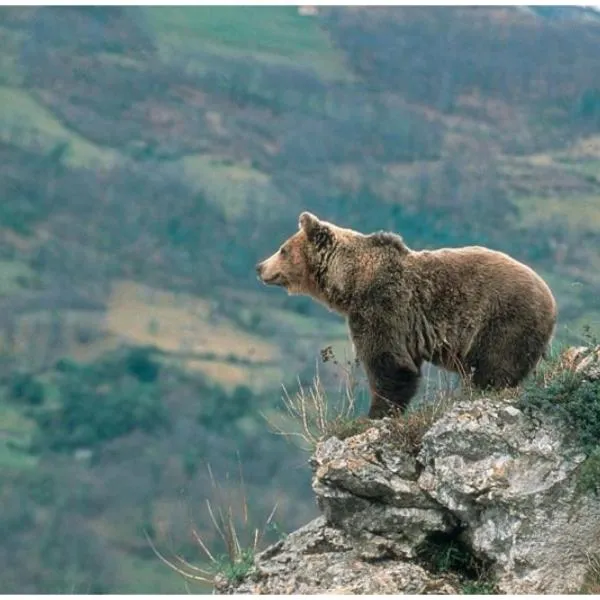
left=256, top=261, right=286, bottom=286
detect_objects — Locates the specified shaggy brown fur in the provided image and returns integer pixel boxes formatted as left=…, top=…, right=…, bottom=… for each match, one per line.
left=256, top=212, right=558, bottom=418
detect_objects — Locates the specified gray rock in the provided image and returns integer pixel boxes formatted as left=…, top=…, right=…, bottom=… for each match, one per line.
left=418, top=396, right=600, bottom=594
left=312, top=423, right=455, bottom=559
left=214, top=517, right=459, bottom=595
left=218, top=349, right=600, bottom=594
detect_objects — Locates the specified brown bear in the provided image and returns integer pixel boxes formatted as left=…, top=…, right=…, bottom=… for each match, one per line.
left=256, top=212, right=558, bottom=418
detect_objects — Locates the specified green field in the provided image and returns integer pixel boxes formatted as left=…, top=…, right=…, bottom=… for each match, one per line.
left=143, top=6, right=351, bottom=80
left=0, top=260, right=39, bottom=297
left=0, top=86, right=119, bottom=168
left=179, top=154, right=272, bottom=218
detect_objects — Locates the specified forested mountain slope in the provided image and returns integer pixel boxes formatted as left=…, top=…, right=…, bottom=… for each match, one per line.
left=1, top=6, right=600, bottom=592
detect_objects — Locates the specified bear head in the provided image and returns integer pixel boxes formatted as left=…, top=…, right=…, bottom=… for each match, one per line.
left=256, top=211, right=406, bottom=313
left=256, top=212, right=336, bottom=297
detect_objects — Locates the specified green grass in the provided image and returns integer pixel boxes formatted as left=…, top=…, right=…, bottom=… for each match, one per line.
left=513, top=193, right=600, bottom=231
left=557, top=157, right=600, bottom=180
left=179, top=155, right=271, bottom=218
left=143, top=6, right=351, bottom=80
left=0, top=401, right=37, bottom=471
left=461, top=580, right=497, bottom=594
left=0, top=86, right=120, bottom=168
left=0, top=260, right=39, bottom=297
left=0, top=443, right=38, bottom=471
left=0, top=395, right=38, bottom=471
left=0, top=403, right=36, bottom=436
left=0, top=26, right=25, bottom=86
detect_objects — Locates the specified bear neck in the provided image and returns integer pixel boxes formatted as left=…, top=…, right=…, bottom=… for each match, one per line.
left=312, top=251, right=358, bottom=316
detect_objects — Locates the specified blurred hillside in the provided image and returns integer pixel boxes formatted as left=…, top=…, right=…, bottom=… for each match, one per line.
left=1, top=5, right=600, bottom=592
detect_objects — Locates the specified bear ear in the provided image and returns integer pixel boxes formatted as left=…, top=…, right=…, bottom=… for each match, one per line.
left=298, top=211, right=320, bottom=234
left=299, top=212, right=333, bottom=249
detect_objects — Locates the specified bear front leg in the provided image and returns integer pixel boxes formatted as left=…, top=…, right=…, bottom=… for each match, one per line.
left=364, top=352, right=421, bottom=418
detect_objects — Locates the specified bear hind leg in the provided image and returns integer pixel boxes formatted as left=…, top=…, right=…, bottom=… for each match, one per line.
left=469, top=333, right=545, bottom=391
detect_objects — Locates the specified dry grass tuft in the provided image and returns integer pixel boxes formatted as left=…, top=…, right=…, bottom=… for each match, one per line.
left=266, top=368, right=359, bottom=450
left=581, top=552, right=600, bottom=594
left=264, top=346, right=366, bottom=451
left=388, top=398, right=453, bottom=456
left=266, top=345, right=467, bottom=454
left=146, top=461, right=278, bottom=586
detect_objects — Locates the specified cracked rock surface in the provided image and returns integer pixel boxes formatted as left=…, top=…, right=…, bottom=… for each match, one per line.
left=214, top=516, right=459, bottom=594
left=217, top=351, right=600, bottom=594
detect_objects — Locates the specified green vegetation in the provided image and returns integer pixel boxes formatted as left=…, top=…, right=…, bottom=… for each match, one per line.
left=0, top=260, right=40, bottom=297
left=14, top=349, right=166, bottom=452
left=0, top=4, right=600, bottom=594
left=179, top=154, right=272, bottom=219
left=144, top=6, right=350, bottom=79
left=215, top=548, right=255, bottom=584
left=148, top=463, right=279, bottom=587
left=0, top=345, right=311, bottom=592
left=0, top=26, right=25, bottom=85
left=514, top=193, right=600, bottom=232
left=0, top=87, right=119, bottom=168
left=269, top=344, right=462, bottom=457
left=518, top=336, right=600, bottom=495
left=461, top=580, right=497, bottom=595
left=416, top=532, right=496, bottom=593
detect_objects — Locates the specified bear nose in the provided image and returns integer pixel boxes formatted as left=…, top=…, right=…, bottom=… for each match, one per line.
left=255, top=262, right=263, bottom=275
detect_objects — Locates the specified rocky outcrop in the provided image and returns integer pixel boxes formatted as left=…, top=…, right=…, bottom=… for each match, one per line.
left=217, top=349, right=600, bottom=594
left=215, top=516, right=459, bottom=594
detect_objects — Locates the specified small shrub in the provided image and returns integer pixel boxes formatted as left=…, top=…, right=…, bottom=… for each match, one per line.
left=8, top=372, right=45, bottom=405
left=197, top=384, right=256, bottom=432
left=147, top=318, right=160, bottom=336
left=215, top=547, right=255, bottom=584
left=54, top=358, right=80, bottom=373
left=32, top=376, right=166, bottom=451
left=518, top=340, right=600, bottom=495
left=125, top=346, right=160, bottom=383
left=265, top=350, right=367, bottom=451
left=248, top=311, right=262, bottom=331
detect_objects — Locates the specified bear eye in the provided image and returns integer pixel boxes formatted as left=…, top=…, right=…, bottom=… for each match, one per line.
left=280, top=247, right=289, bottom=257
